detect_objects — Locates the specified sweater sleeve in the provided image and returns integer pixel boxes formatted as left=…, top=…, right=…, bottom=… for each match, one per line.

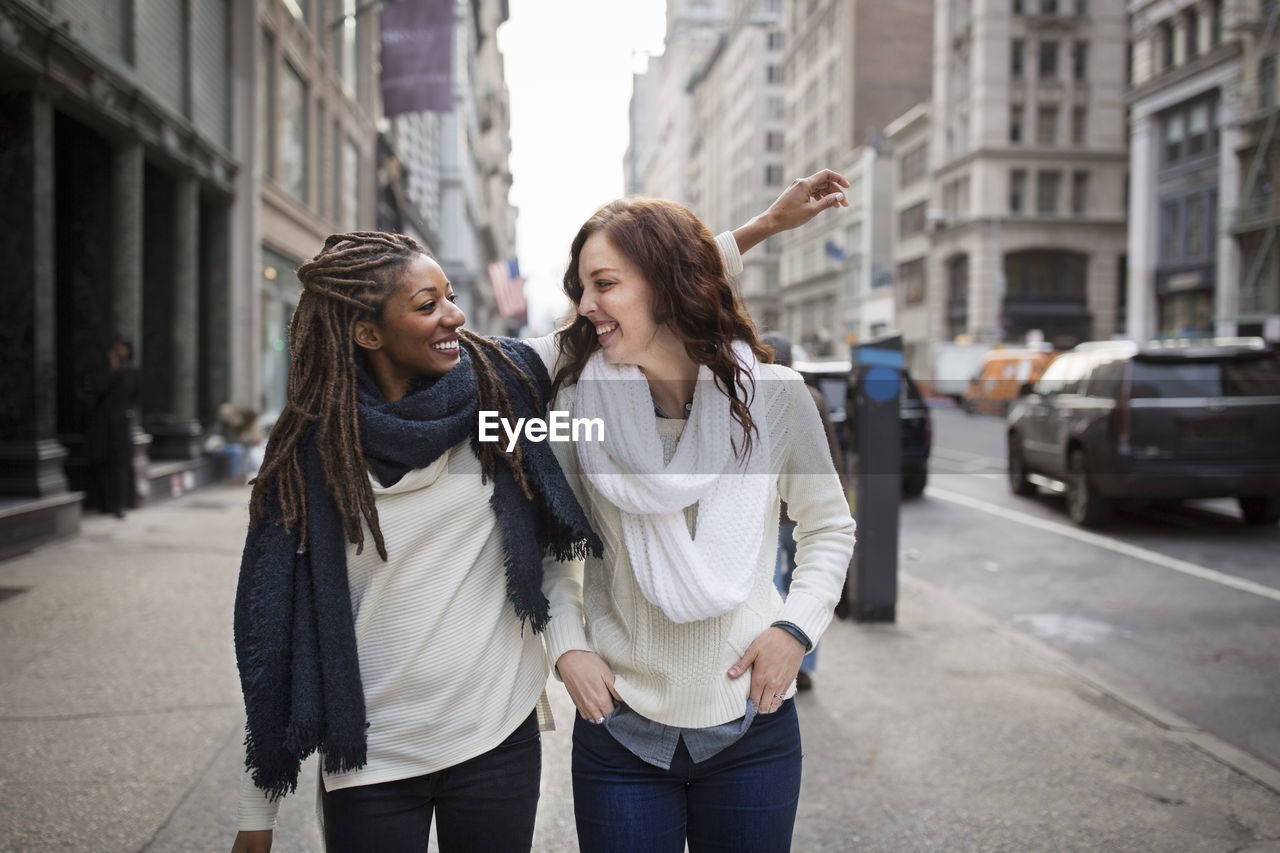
left=539, top=415, right=592, bottom=673
left=775, top=376, right=856, bottom=645
left=237, top=764, right=282, bottom=831
left=716, top=230, right=743, bottom=284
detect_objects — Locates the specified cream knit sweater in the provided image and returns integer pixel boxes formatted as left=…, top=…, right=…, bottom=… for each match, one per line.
left=525, top=341, right=856, bottom=729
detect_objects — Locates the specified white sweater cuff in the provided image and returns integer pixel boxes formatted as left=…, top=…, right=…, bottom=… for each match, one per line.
left=236, top=766, right=281, bottom=831
left=715, top=230, right=743, bottom=283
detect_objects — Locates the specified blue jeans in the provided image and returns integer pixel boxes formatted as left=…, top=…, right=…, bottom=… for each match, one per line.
left=320, top=711, right=540, bottom=852
left=775, top=521, right=818, bottom=672
left=572, top=698, right=802, bottom=852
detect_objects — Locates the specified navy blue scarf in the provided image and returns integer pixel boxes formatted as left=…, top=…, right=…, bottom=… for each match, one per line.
left=233, top=338, right=601, bottom=799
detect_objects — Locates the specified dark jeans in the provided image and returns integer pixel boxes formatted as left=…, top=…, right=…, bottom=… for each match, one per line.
left=572, top=698, right=802, bottom=853
left=321, top=711, right=541, bottom=853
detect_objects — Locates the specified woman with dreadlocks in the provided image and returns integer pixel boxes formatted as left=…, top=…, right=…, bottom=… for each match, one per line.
left=231, top=172, right=847, bottom=853
left=230, top=232, right=601, bottom=853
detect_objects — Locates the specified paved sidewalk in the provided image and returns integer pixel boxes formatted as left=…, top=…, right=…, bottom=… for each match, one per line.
left=1, top=484, right=1278, bottom=852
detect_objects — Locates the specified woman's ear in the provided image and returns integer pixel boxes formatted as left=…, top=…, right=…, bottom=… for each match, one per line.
left=353, top=319, right=382, bottom=351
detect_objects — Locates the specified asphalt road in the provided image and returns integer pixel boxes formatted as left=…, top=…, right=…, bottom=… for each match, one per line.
left=908, top=405, right=1280, bottom=772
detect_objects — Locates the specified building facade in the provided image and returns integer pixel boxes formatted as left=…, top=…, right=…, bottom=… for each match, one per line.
left=777, top=0, right=934, bottom=352
left=0, top=0, right=255, bottom=556
left=929, top=0, right=1129, bottom=352
left=887, top=103, right=934, bottom=378
left=686, top=0, right=788, bottom=329
left=1127, top=0, right=1240, bottom=341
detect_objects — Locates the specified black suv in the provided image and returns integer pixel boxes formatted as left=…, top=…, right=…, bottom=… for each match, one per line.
left=1006, top=338, right=1280, bottom=526
left=793, top=360, right=932, bottom=498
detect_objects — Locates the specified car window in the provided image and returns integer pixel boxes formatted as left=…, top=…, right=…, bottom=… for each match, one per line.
left=1130, top=355, right=1280, bottom=397
left=1035, top=354, right=1079, bottom=395
left=1083, top=358, right=1125, bottom=399
left=816, top=377, right=847, bottom=419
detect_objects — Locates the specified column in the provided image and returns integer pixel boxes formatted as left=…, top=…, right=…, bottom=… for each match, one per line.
left=1127, top=112, right=1158, bottom=342
left=111, top=143, right=145, bottom=358
left=1216, top=91, right=1241, bottom=336
left=0, top=92, right=69, bottom=498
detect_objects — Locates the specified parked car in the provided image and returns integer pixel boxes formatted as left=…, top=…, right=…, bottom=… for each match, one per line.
left=793, top=359, right=932, bottom=498
left=962, top=346, right=1058, bottom=415
left=1006, top=337, right=1280, bottom=526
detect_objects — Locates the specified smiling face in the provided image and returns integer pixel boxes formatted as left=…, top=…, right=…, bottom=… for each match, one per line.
left=355, top=253, right=464, bottom=400
left=576, top=232, right=683, bottom=370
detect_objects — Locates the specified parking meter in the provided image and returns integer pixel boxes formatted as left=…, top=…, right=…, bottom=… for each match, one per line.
left=847, top=336, right=902, bottom=622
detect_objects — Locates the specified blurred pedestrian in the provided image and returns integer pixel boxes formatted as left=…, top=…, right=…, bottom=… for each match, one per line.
left=215, top=403, right=263, bottom=485
left=760, top=330, right=847, bottom=691
left=544, top=179, right=856, bottom=852
left=83, top=334, right=139, bottom=518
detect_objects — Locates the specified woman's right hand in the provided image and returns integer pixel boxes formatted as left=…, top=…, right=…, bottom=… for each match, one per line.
left=556, top=650, right=622, bottom=723
left=231, top=829, right=272, bottom=853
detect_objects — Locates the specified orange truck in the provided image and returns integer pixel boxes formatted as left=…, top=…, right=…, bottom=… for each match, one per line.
left=962, top=347, right=1059, bottom=415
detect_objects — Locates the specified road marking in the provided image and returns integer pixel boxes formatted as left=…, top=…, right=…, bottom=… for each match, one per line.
left=925, top=485, right=1280, bottom=604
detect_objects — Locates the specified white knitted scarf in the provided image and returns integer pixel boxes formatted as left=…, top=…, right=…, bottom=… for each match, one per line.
left=574, top=342, right=771, bottom=623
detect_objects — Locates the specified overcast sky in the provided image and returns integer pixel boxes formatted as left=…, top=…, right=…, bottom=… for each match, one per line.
left=497, top=0, right=666, bottom=333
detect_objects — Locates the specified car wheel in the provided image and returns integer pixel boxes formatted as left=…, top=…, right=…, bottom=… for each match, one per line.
left=1238, top=495, right=1280, bottom=525
left=1066, top=449, right=1111, bottom=527
left=902, top=469, right=927, bottom=499
left=1007, top=435, right=1036, bottom=497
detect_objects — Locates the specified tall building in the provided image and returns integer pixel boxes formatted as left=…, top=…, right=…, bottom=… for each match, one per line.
left=257, top=0, right=381, bottom=423
left=687, top=0, right=788, bottom=329
left=929, top=0, right=1128, bottom=351
left=379, top=0, right=520, bottom=336
left=0, top=0, right=256, bottom=555
left=778, top=0, right=934, bottom=352
left=1230, top=0, right=1280, bottom=337
left=1127, top=0, right=1239, bottom=341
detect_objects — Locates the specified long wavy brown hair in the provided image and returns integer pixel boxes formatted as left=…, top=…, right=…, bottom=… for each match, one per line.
left=551, top=197, right=768, bottom=460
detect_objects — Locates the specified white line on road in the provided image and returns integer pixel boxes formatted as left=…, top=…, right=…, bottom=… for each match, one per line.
left=925, top=485, right=1280, bottom=604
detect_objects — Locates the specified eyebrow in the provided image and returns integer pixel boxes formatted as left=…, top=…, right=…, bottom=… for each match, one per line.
left=411, top=283, right=452, bottom=299
left=587, top=267, right=619, bottom=279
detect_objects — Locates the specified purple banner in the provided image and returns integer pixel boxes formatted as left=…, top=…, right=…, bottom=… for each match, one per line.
left=380, top=0, right=454, bottom=116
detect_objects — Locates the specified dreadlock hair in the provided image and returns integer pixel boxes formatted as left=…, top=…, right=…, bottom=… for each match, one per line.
left=248, top=231, right=542, bottom=561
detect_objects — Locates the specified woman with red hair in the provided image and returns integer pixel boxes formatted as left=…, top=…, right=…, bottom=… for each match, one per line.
left=536, top=177, right=856, bottom=852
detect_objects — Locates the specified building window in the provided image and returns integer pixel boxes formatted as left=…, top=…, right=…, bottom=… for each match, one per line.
left=947, top=255, right=969, bottom=340
left=341, top=137, right=360, bottom=231
left=1013, top=0, right=1023, bottom=13
left=340, top=0, right=359, bottom=95
left=1185, top=9, right=1200, bottom=59
left=1186, top=195, right=1207, bottom=257
left=259, top=30, right=275, bottom=179
left=765, top=164, right=784, bottom=186
left=767, top=96, right=784, bottom=119
left=1211, top=0, right=1224, bottom=48
left=899, top=257, right=926, bottom=305
left=1037, top=105, right=1057, bottom=145
left=1073, top=42, right=1088, bottom=80
left=1187, top=102, right=1209, bottom=156
left=1071, top=106, right=1086, bottom=145
left=1164, top=112, right=1183, bottom=163
left=899, top=202, right=927, bottom=238
left=1071, top=171, right=1089, bottom=216
left=900, top=143, right=927, bottom=187
left=1012, top=39, right=1025, bottom=78
left=1041, top=0, right=1058, bottom=13
left=765, top=131, right=784, bottom=152
left=1011, top=104, right=1024, bottom=143
left=1076, top=0, right=1088, bottom=14
left=1040, top=41, right=1059, bottom=79
left=1161, top=21, right=1175, bottom=71
left=1037, top=170, right=1061, bottom=215
left=768, top=31, right=785, bottom=50
left=1160, top=200, right=1181, bottom=262
left=1010, top=169, right=1027, bottom=213
left=281, top=60, right=309, bottom=203
left=1260, top=54, right=1277, bottom=111
left=767, top=64, right=784, bottom=84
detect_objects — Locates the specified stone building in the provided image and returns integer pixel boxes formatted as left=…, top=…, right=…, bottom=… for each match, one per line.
left=1127, top=0, right=1240, bottom=340
left=777, top=0, right=934, bottom=353
left=929, top=0, right=1129, bottom=351
left=886, top=103, right=934, bottom=378
left=0, top=0, right=256, bottom=557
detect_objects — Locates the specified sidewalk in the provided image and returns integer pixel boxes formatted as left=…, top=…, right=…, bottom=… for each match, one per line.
left=1, top=484, right=1278, bottom=852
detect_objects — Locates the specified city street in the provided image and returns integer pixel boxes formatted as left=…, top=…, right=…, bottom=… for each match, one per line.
left=915, top=405, right=1280, bottom=772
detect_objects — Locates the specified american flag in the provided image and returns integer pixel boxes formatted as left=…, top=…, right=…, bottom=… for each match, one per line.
left=487, top=258, right=527, bottom=320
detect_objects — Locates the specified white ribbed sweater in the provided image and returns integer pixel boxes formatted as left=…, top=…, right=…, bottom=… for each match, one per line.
left=236, top=444, right=549, bottom=829
left=527, top=336, right=857, bottom=729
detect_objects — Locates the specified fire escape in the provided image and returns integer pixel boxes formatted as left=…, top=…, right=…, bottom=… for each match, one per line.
left=1232, top=0, right=1280, bottom=331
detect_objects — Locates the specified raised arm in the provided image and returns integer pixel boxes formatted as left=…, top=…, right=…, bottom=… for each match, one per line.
left=732, top=169, right=850, bottom=255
